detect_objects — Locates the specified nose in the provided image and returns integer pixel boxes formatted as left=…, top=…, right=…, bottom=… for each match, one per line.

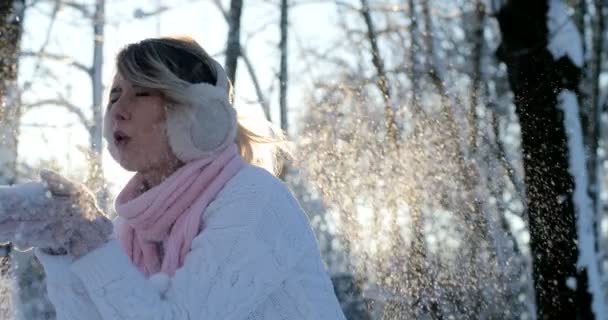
left=111, top=99, right=130, bottom=121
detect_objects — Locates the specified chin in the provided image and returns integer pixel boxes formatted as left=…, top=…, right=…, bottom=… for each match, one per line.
left=114, top=152, right=144, bottom=172
left=117, top=159, right=140, bottom=172
left=107, top=142, right=152, bottom=173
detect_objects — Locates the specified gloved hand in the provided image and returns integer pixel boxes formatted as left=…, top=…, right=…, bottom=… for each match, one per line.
left=0, top=170, right=114, bottom=258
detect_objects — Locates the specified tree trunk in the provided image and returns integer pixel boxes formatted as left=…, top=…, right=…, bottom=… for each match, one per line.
left=359, top=0, right=398, bottom=146
left=224, top=0, right=243, bottom=85
left=279, top=0, right=289, bottom=133
left=211, top=0, right=270, bottom=119
left=589, top=0, right=605, bottom=257
left=89, top=0, right=108, bottom=210
left=468, top=0, right=485, bottom=153
left=0, top=1, right=24, bottom=318
left=0, top=0, right=24, bottom=185
left=407, top=0, right=421, bottom=115
left=495, top=0, right=598, bottom=318
left=277, top=0, right=290, bottom=181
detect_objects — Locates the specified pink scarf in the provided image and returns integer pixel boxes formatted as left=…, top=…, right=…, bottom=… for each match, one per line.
left=115, top=144, right=245, bottom=277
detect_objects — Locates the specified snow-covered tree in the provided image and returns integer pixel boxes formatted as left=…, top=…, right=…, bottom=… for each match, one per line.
left=494, top=0, right=606, bottom=318
left=0, top=1, right=25, bottom=318
left=0, top=0, right=24, bottom=185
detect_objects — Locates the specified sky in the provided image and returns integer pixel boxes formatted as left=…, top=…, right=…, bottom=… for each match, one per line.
left=17, top=0, right=341, bottom=196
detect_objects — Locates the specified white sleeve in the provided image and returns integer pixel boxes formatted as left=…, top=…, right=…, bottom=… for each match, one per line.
left=66, top=193, right=312, bottom=320
left=34, top=249, right=103, bottom=320
left=33, top=212, right=124, bottom=320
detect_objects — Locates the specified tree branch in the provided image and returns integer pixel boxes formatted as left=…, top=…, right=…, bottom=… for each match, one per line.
left=241, top=48, right=271, bottom=120
left=211, top=0, right=271, bottom=120
left=24, top=98, right=91, bottom=128
left=20, top=50, right=91, bottom=75
left=22, top=1, right=60, bottom=91
left=21, top=122, right=77, bottom=129
left=58, top=0, right=92, bottom=18
left=360, top=0, right=398, bottom=146
left=490, top=111, right=526, bottom=202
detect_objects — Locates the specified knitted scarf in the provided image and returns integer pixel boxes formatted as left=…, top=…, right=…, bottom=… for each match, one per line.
left=116, top=144, right=245, bottom=277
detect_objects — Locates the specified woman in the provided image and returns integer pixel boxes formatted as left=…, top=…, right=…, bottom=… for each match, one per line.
left=0, top=36, right=346, bottom=319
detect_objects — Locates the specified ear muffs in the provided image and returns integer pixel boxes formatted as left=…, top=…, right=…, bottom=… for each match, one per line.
left=165, top=59, right=237, bottom=162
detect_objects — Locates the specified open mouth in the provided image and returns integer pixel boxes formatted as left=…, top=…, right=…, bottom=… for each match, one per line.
left=113, top=130, right=131, bottom=147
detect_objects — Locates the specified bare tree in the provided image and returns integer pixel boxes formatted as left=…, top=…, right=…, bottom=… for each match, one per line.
left=494, top=0, right=605, bottom=318
left=467, top=0, right=485, bottom=153
left=0, top=0, right=24, bottom=185
left=225, top=0, right=243, bottom=85
left=211, top=0, right=270, bottom=119
left=89, top=0, right=106, bottom=206
left=0, top=1, right=25, bottom=318
left=588, top=0, right=605, bottom=257
left=407, top=0, right=421, bottom=115
left=359, top=0, right=397, bottom=146
left=279, top=0, right=289, bottom=133
left=20, top=0, right=108, bottom=207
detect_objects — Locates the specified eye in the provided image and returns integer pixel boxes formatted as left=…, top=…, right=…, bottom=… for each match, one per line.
left=135, top=91, right=151, bottom=97
left=109, top=86, right=121, bottom=104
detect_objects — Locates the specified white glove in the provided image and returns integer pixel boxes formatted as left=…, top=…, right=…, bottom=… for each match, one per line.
left=0, top=170, right=113, bottom=258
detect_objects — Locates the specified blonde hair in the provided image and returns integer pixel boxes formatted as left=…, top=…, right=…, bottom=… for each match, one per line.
left=114, top=36, right=290, bottom=175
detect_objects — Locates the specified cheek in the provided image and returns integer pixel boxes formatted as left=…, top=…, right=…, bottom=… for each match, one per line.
left=149, top=101, right=167, bottom=123
left=136, top=126, right=174, bottom=170
left=131, top=104, right=173, bottom=160
left=141, top=104, right=167, bottom=143
left=132, top=98, right=166, bottom=137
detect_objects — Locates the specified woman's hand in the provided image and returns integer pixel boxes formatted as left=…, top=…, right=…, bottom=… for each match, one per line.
left=0, top=170, right=114, bottom=258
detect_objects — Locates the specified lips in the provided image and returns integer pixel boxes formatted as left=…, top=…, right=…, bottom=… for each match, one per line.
left=113, top=130, right=131, bottom=147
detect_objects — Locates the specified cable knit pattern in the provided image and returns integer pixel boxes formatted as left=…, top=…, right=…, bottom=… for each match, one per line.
left=35, top=164, right=346, bottom=320
left=34, top=251, right=103, bottom=320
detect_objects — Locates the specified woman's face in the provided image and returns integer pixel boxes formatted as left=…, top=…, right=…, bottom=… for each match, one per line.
left=106, top=73, right=179, bottom=173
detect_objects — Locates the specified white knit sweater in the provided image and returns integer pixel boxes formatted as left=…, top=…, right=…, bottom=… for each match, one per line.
left=34, top=164, right=346, bottom=320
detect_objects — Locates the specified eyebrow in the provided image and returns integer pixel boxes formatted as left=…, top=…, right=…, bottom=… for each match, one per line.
left=132, top=85, right=151, bottom=91
left=110, top=87, right=122, bottom=94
